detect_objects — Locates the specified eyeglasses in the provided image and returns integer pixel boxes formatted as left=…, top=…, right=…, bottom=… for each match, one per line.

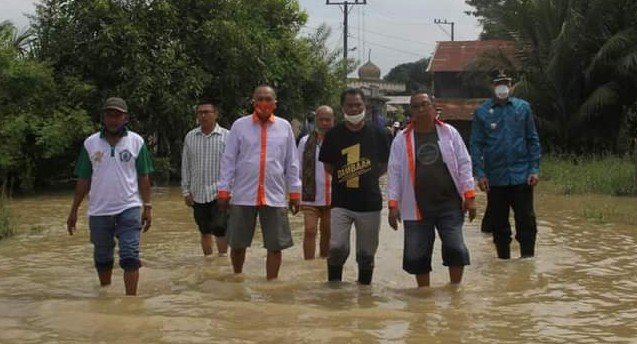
left=197, top=110, right=216, bottom=115
left=410, top=101, right=433, bottom=110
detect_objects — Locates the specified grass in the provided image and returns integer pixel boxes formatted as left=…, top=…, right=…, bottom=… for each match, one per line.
left=542, top=154, right=636, bottom=196
left=0, top=187, right=14, bottom=240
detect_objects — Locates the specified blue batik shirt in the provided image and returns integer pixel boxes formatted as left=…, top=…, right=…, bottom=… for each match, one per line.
left=470, top=97, right=541, bottom=187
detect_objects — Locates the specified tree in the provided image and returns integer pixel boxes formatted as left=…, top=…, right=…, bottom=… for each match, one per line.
left=31, top=0, right=342, bottom=181
left=465, top=0, right=637, bottom=153
left=0, top=21, right=93, bottom=190
left=384, top=58, right=432, bottom=94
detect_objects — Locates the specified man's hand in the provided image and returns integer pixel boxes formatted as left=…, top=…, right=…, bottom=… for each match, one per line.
left=67, top=210, right=78, bottom=235
left=463, top=198, right=477, bottom=222
left=528, top=174, right=540, bottom=187
left=142, top=206, right=152, bottom=232
left=217, top=198, right=229, bottom=212
left=289, top=199, right=300, bottom=215
left=388, top=207, right=401, bottom=230
left=477, top=177, right=490, bottom=192
left=184, top=194, right=194, bottom=207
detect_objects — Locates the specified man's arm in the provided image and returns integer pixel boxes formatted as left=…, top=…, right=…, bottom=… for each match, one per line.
left=284, top=126, right=301, bottom=214
left=181, top=136, right=192, bottom=205
left=67, top=179, right=90, bottom=235
left=67, top=145, right=92, bottom=235
left=525, top=104, right=541, bottom=176
left=136, top=143, right=154, bottom=232
left=469, top=109, right=486, bottom=180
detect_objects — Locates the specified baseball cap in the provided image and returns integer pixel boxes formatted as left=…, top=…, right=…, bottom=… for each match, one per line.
left=102, top=97, right=128, bottom=113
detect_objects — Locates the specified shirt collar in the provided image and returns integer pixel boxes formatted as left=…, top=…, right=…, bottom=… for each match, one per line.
left=195, top=124, right=222, bottom=135
left=490, top=98, right=513, bottom=108
left=99, top=126, right=129, bottom=138
left=251, top=113, right=276, bottom=123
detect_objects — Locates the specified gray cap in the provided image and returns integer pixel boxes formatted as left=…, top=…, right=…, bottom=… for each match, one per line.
left=102, top=97, right=128, bottom=113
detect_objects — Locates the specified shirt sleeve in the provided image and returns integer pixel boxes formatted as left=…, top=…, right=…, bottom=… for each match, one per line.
left=470, top=109, right=486, bottom=179
left=217, top=123, right=239, bottom=199
left=284, top=125, right=301, bottom=199
left=318, top=130, right=335, bottom=164
left=136, top=143, right=154, bottom=175
left=181, top=135, right=191, bottom=196
left=525, top=104, right=542, bottom=175
left=378, top=127, right=391, bottom=164
left=74, top=146, right=92, bottom=179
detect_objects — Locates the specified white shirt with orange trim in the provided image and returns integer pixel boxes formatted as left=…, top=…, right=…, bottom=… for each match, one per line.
left=298, top=134, right=331, bottom=207
left=217, top=114, right=301, bottom=207
left=387, top=121, right=476, bottom=221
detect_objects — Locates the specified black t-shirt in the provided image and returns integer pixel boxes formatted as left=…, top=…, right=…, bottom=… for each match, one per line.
left=319, top=123, right=390, bottom=211
left=414, top=130, right=461, bottom=215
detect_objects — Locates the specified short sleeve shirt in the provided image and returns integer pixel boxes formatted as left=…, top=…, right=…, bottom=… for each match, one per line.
left=319, top=123, right=390, bottom=212
left=74, top=130, right=154, bottom=216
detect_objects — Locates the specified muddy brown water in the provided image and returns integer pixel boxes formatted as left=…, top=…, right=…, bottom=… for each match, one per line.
left=0, top=186, right=636, bottom=343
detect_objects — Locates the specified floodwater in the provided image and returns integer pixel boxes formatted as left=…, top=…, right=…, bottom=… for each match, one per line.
left=0, top=186, right=636, bottom=343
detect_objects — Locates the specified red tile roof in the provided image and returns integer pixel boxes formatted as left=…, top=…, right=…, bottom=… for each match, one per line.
left=427, top=40, right=517, bottom=72
left=435, top=99, right=486, bottom=121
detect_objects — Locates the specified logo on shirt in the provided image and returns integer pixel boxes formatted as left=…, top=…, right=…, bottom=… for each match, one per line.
left=417, top=142, right=440, bottom=166
left=92, top=151, right=104, bottom=163
left=337, top=158, right=372, bottom=183
left=119, top=149, right=133, bottom=162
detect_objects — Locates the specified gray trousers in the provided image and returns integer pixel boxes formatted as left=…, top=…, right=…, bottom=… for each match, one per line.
left=328, top=207, right=381, bottom=270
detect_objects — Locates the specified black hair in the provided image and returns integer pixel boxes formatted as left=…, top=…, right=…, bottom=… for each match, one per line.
left=340, top=88, right=366, bottom=105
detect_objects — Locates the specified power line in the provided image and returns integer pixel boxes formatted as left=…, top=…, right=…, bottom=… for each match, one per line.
left=349, top=25, right=436, bottom=47
left=434, top=18, right=455, bottom=41
left=347, top=34, right=426, bottom=58
left=326, top=0, right=367, bottom=64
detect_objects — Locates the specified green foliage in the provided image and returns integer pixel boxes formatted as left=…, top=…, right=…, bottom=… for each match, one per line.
left=30, top=0, right=343, bottom=183
left=542, top=154, right=635, bottom=196
left=465, top=0, right=637, bottom=153
left=0, top=21, right=93, bottom=190
left=384, top=58, right=431, bottom=94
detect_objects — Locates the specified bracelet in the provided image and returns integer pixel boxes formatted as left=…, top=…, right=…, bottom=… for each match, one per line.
left=143, top=203, right=152, bottom=208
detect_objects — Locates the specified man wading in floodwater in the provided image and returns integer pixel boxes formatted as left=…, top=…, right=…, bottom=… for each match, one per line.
left=66, top=97, right=154, bottom=296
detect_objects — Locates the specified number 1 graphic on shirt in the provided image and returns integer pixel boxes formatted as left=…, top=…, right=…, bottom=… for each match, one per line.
left=342, top=144, right=360, bottom=188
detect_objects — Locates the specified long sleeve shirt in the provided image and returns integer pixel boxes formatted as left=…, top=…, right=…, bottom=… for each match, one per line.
left=217, top=114, right=301, bottom=207
left=387, top=121, right=475, bottom=221
left=470, top=97, right=541, bottom=186
left=180, top=124, right=229, bottom=203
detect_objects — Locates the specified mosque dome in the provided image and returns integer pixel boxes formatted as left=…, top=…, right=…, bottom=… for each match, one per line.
left=358, top=60, right=381, bottom=80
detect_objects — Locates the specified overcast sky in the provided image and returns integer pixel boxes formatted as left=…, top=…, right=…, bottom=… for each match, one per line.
left=1, top=0, right=482, bottom=77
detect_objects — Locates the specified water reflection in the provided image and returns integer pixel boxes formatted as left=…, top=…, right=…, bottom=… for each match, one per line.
left=0, top=187, right=636, bottom=343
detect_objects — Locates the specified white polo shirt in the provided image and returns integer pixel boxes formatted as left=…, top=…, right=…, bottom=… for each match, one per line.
left=75, top=129, right=154, bottom=216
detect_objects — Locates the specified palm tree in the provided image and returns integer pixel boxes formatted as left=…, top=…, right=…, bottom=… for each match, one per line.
left=468, top=0, right=637, bottom=153
left=0, top=20, right=34, bottom=57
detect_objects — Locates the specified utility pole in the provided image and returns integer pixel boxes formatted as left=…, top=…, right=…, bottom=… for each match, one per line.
left=434, top=18, right=455, bottom=41
left=326, top=0, right=367, bottom=64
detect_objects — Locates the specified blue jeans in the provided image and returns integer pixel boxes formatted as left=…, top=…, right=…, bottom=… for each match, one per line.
left=89, top=207, right=142, bottom=272
left=403, top=209, right=470, bottom=274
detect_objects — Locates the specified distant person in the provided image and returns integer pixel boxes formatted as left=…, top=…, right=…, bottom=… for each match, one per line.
left=387, top=92, right=476, bottom=287
left=319, top=88, right=390, bottom=285
left=470, top=72, right=542, bottom=259
left=66, top=97, right=154, bottom=296
left=217, top=85, right=301, bottom=280
left=391, top=121, right=401, bottom=138
left=181, top=100, right=229, bottom=257
left=297, top=105, right=335, bottom=260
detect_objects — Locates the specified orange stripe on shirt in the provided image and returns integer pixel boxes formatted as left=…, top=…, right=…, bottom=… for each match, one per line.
left=257, top=121, right=268, bottom=206
left=405, top=126, right=422, bottom=220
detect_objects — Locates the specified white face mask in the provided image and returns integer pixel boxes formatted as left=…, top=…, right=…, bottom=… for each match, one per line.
left=495, top=85, right=510, bottom=100
left=344, top=110, right=365, bottom=125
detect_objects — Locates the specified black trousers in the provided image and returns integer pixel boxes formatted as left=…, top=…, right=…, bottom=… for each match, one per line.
left=487, top=184, right=537, bottom=258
